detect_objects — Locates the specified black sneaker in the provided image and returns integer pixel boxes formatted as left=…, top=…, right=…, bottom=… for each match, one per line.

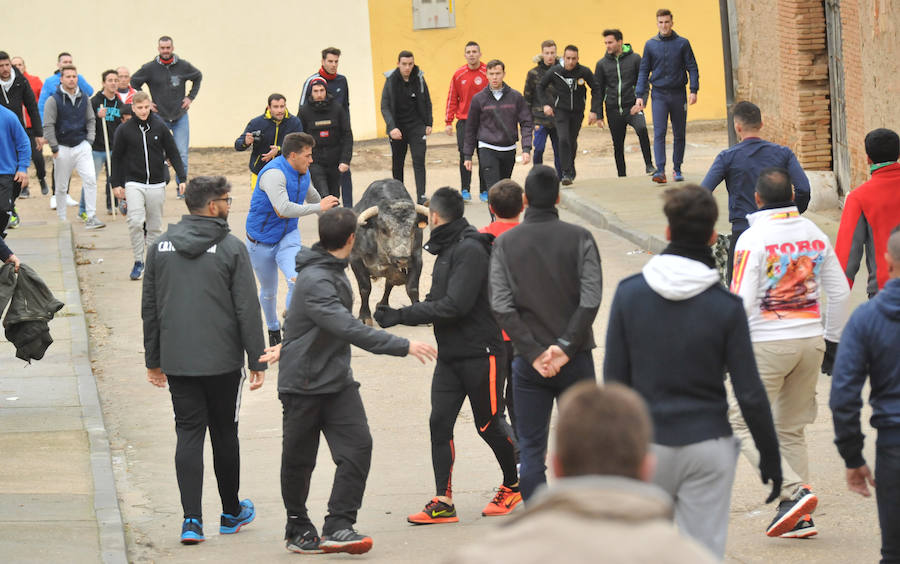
left=779, top=514, right=818, bottom=539
left=180, top=518, right=205, bottom=544
left=766, top=485, right=818, bottom=537
left=40, top=179, right=49, bottom=195
left=645, top=164, right=656, bottom=175
left=268, top=329, right=282, bottom=347
left=561, top=176, right=573, bottom=186
left=286, top=529, right=324, bottom=554
left=320, top=528, right=373, bottom=554
left=19, top=186, right=30, bottom=199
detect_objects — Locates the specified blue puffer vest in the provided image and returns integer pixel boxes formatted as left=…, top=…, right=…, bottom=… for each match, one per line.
left=246, top=155, right=310, bottom=244
left=52, top=88, right=89, bottom=147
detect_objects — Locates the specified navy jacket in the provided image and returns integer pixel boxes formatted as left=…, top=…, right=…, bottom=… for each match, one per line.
left=701, top=137, right=811, bottom=229
left=635, top=31, right=699, bottom=99
left=234, top=109, right=303, bottom=174
left=299, top=70, right=350, bottom=112
left=830, top=278, right=900, bottom=468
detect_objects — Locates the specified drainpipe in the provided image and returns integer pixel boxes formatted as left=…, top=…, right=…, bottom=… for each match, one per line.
left=719, top=0, right=737, bottom=146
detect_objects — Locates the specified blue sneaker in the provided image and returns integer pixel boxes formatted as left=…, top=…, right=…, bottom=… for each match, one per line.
left=479, top=191, right=488, bottom=203
left=461, top=189, right=471, bottom=202
left=181, top=518, right=205, bottom=544
left=129, top=262, right=144, bottom=281
left=220, top=499, right=255, bottom=534
left=674, top=171, right=684, bottom=182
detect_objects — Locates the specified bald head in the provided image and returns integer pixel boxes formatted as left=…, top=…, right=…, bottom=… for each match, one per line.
left=888, top=225, right=900, bottom=280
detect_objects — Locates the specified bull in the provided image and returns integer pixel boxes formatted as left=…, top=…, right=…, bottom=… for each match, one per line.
left=350, top=179, right=430, bottom=325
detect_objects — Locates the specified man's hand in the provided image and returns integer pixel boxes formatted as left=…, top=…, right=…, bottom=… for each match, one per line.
left=14, top=171, right=28, bottom=189
left=532, top=348, right=558, bottom=378
left=689, top=93, right=698, bottom=105
left=408, top=340, right=438, bottom=363
left=52, top=151, right=59, bottom=159
left=113, top=186, right=126, bottom=200
left=97, top=106, right=107, bottom=119
left=4, top=254, right=20, bottom=272
left=464, top=160, right=472, bottom=171
left=338, top=163, right=350, bottom=173
left=35, top=137, right=45, bottom=150
left=596, top=118, right=605, bottom=129
left=150, top=102, right=159, bottom=112
left=425, top=126, right=432, bottom=135
left=846, top=465, right=875, bottom=497
left=543, top=105, right=554, bottom=117
left=248, top=370, right=265, bottom=390
left=261, top=145, right=278, bottom=162
left=243, top=132, right=255, bottom=146
left=389, top=128, right=403, bottom=140
left=147, top=367, right=167, bottom=388
left=181, top=97, right=192, bottom=110
left=259, top=343, right=282, bottom=364
left=374, top=304, right=401, bottom=328
left=588, top=112, right=598, bottom=125
left=445, top=125, right=454, bottom=136
left=177, top=183, right=186, bottom=196
left=319, top=195, right=340, bottom=211
left=521, top=152, right=531, bottom=165
left=546, top=345, right=569, bottom=373
left=635, top=98, right=645, bottom=112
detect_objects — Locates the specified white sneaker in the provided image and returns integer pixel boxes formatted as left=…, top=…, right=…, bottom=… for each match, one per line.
left=50, top=198, right=57, bottom=209
left=66, top=195, right=78, bottom=207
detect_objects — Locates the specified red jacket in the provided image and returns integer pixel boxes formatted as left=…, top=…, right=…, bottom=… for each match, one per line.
left=835, top=162, right=900, bottom=294
left=445, top=62, right=487, bottom=125
left=21, top=72, right=42, bottom=129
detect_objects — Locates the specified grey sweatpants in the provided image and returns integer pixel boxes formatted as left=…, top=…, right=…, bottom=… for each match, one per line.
left=652, top=436, right=740, bottom=560
left=125, top=181, right=166, bottom=262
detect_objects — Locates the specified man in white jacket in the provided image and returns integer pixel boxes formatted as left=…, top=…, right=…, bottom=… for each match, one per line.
left=729, top=167, right=850, bottom=539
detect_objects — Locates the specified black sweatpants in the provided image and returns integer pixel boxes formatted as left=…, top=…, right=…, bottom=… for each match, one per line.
left=726, top=224, right=748, bottom=286
left=167, top=371, right=245, bottom=520
left=27, top=128, right=46, bottom=181
left=280, top=384, right=373, bottom=536
left=555, top=108, right=584, bottom=179
left=310, top=162, right=341, bottom=199
left=478, top=147, right=516, bottom=193
left=430, top=353, right=518, bottom=497
left=455, top=120, right=486, bottom=194
left=607, top=110, right=653, bottom=177
left=340, top=169, right=353, bottom=208
left=390, top=124, right=427, bottom=202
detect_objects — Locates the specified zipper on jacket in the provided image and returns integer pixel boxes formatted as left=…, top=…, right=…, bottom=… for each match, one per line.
left=140, top=122, right=151, bottom=184
left=616, top=56, right=623, bottom=115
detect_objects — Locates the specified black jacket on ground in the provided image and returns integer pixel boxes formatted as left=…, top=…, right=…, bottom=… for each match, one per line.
left=298, top=95, right=353, bottom=166
left=537, top=63, right=601, bottom=115
left=130, top=55, right=202, bottom=122
left=462, top=84, right=533, bottom=159
left=0, top=69, right=41, bottom=130
left=522, top=57, right=558, bottom=127
left=278, top=244, right=409, bottom=395
left=142, top=215, right=266, bottom=375
left=380, top=66, right=432, bottom=134
left=110, top=113, right=186, bottom=187
left=491, top=207, right=602, bottom=362
left=392, top=218, right=503, bottom=360
left=594, top=44, right=642, bottom=119
left=0, top=263, right=65, bottom=362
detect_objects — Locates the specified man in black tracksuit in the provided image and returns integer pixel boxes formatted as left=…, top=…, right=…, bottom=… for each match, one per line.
left=523, top=41, right=561, bottom=177
left=594, top=30, right=654, bottom=177
left=375, top=188, right=521, bottom=523
left=142, top=176, right=265, bottom=544
left=490, top=166, right=603, bottom=502
left=380, top=51, right=432, bottom=204
left=537, top=45, right=601, bottom=185
left=299, top=78, right=353, bottom=200
left=0, top=51, right=41, bottom=198
left=267, top=207, right=435, bottom=555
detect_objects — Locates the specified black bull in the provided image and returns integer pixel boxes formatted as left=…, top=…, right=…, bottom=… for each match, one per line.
left=350, top=179, right=430, bottom=325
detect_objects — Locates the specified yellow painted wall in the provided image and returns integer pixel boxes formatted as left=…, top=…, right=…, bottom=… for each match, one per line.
left=3, top=0, right=378, bottom=146
left=368, top=0, right=726, bottom=135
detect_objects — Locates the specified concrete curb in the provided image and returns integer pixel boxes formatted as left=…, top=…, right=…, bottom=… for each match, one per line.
left=560, top=190, right=668, bottom=254
left=58, top=224, right=128, bottom=564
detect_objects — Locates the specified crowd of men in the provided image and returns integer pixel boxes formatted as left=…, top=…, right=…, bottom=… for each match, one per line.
left=1, top=7, right=899, bottom=562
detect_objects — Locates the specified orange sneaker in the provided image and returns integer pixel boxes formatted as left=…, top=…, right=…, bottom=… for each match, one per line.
left=407, top=498, right=459, bottom=524
left=481, top=485, right=522, bottom=516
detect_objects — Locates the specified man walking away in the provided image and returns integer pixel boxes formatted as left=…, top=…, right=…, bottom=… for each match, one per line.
left=523, top=40, right=562, bottom=178
left=594, top=30, right=654, bottom=177
left=830, top=226, right=900, bottom=563
left=490, top=165, right=603, bottom=501
left=604, top=184, right=781, bottom=558
left=445, top=41, right=487, bottom=202
left=142, top=176, right=266, bottom=545
left=381, top=50, right=432, bottom=204
left=635, top=9, right=699, bottom=183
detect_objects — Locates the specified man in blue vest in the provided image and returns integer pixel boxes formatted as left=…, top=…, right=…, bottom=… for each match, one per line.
left=245, top=132, right=339, bottom=346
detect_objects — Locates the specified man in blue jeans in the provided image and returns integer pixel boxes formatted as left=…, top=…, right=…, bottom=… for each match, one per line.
left=634, top=8, right=699, bottom=184
left=245, top=132, right=339, bottom=347
left=830, top=226, right=900, bottom=563
left=490, top=165, right=603, bottom=501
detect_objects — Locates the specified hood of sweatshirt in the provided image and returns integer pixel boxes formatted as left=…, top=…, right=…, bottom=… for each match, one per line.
left=642, top=254, right=720, bottom=301
left=168, top=215, right=230, bottom=258
left=295, top=242, right=348, bottom=274
left=876, top=278, right=900, bottom=321
left=604, top=43, right=634, bottom=61
left=424, top=217, right=490, bottom=256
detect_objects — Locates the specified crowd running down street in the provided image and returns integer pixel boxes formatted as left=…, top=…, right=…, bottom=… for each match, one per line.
left=2, top=7, right=899, bottom=561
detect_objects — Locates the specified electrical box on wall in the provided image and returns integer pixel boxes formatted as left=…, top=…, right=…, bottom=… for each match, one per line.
left=412, top=0, right=456, bottom=30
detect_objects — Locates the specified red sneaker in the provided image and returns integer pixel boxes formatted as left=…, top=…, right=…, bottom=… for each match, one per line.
left=407, top=498, right=459, bottom=524
left=481, top=485, right=522, bottom=516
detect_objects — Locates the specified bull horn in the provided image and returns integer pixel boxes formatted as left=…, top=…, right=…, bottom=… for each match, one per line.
left=357, top=206, right=379, bottom=225
left=415, top=204, right=430, bottom=221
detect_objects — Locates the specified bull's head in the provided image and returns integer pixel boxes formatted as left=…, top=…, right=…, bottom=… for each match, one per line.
left=357, top=202, right=429, bottom=273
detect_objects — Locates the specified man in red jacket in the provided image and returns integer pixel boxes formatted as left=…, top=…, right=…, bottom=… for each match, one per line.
left=835, top=128, right=900, bottom=297
left=445, top=41, right=487, bottom=202
left=9, top=55, right=46, bottom=196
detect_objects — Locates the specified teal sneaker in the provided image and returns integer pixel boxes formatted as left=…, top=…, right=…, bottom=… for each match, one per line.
left=220, top=499, right=255, bottom=534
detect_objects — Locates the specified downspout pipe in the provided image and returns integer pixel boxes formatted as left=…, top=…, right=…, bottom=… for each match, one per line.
left=719, top=0, right=738, bottom=146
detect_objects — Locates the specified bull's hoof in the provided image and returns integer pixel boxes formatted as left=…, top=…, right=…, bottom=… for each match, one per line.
left=362, top=317, right=374, bottom=327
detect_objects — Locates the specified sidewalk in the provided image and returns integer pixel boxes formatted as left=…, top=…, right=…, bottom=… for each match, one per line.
left=0, top=220, right=126, bottom=564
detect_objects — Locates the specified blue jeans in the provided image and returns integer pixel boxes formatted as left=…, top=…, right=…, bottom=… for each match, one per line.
left=341, top=169, right=353, bottom=208
left=513, top=351, right=595, bottom=501
left=246, top=229, right=301, bottom=331
left=532, top=125, right=562, bottom=178
left=876, top=443, right=900, bottom=563
left=650, top=88, right=687, bottom=173
left=166, top=113, right=190, bottom=178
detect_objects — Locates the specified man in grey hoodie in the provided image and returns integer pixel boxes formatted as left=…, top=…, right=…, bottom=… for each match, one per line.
left=142, top=176, right=265, bottom=545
